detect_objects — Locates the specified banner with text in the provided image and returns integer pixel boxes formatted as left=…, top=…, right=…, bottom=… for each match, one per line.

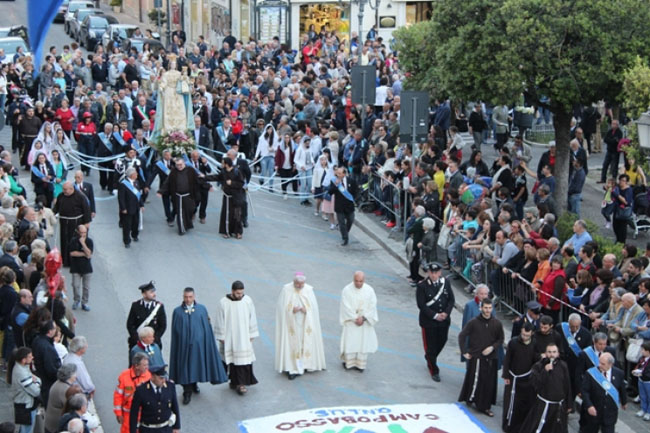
left=238, top=403, right=490, bottom=433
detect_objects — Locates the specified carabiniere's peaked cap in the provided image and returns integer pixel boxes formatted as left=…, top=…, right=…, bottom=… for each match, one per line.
left=139, top=281, right=156, bottom=292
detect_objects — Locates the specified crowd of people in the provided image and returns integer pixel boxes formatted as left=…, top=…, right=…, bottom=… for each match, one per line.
left=0, top=3, right=648, bottom=431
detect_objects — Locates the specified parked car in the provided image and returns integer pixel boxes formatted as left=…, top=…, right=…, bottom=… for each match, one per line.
left=0, top=25, right=29, bottom=50
left=123, top=38, right=164, bottom=56
left=0, top=37, right=30, bottom=64
left=78, top=15, right=111, bottom=51
left=64, top=1, right=95, bottom=35
left=101, top=24, right=137, bottom=51
left=54, top=0, right=71, bottom=23
left=70, top=9, right=110, bottom=42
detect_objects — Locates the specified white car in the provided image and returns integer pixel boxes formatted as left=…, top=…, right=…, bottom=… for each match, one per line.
left=0, top=37, right=30, bottom=64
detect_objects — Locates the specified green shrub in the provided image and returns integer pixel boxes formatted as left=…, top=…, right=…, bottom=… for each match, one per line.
left=556, top=212, right=578, bottom=244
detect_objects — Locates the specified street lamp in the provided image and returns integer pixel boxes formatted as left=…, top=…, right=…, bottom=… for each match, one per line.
left=636, top=109, right=650, bottom=150
left=340, top=0, right=381, bottom=50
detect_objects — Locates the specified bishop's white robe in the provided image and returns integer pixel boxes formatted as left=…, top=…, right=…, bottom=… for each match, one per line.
left=339, top=282, right=378, bottom=369
left=275, top=283, right=326, bottom=375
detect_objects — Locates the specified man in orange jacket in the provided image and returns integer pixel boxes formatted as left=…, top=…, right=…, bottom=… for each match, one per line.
left=113, top=352, right=151, bottom=433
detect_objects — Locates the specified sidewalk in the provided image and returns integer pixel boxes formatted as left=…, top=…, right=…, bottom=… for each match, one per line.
left=99, top=3, right=145, bottom=26
left=353, top=206, right=640, bottom=433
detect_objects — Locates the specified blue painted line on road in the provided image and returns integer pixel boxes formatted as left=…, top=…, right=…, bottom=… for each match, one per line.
left=455, top=402, right=493, bottom=433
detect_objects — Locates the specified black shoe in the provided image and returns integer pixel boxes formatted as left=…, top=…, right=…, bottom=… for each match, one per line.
left=432, top=374, right=441, bottom=382
left=124, top=243, right=131, bottom=248
left=168, top=221, right=174, bottom=227
left=133, top=238, right=139, bottom=242
left=243, top=221, right=249, bottom=228
left=341, top=239, right=349, bottom=246
left=182, top=393, right=191, bottom=405
left=193, top=384, right=200, bottom=394
left=288, top=373, right=298, bottom=380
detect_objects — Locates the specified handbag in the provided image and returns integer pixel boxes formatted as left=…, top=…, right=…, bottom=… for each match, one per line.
left=14, top=403, right=32, bottom=425
left=626, top=337, right=643, bottom=363
left=437, top=225, right=451, bottom=248
left=614, top=205, right=632, bottom=220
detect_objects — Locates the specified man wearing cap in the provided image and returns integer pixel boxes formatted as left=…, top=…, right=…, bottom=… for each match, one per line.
left=275, top=273, right=327, bottom=380
left=169, top=287, right=227, bottom=405
left=53, top=182, right=92, bottom=267
left=416, top=263, right=455, bottom=382
left=114, top=352, right=151, bottom=433
left=129, top=364, right=181, bottom=433
left=118, top=167, right=145, bottom=248
left=502, top=323, right=537, bottom=432
left=126, top=281, right=167, bottom=356
left=511, top=300, right=542, bottom=339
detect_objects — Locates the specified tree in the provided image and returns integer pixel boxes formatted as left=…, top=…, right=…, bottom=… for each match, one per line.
left=395, top=0, right=650, bottom=212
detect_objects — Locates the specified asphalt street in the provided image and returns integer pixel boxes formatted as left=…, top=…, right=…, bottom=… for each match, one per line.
left=0, top=4, right=643, bottom=433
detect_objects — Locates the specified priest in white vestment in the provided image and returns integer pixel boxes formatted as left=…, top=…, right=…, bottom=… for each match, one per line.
left=215, top=280, right=259, bottom=395
left=340, top=271, right=378, bottom=371
left=275, top=272, right=326, bottom=380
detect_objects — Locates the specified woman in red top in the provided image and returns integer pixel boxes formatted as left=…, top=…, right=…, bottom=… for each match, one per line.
left=55, top=99, right=74, bottom=137
left=538, top=256, right=567, bottom=323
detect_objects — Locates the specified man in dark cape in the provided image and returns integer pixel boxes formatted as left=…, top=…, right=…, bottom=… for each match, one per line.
left=159, top=158, right=200, bottom=235
left=502, top=322, right=538, bottom=432
left=458, top=298, right=504, bottom=417
left=53, top=181, right=91, bottom=266
left=520, top=342, right=571, bottom=433
left=169, top=287, right=227, bottom=405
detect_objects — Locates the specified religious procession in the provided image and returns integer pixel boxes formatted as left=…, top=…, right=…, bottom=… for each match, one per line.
left=2, top=1, right=650, bottom=433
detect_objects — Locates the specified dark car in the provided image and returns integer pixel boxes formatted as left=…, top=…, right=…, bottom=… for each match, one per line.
left=64, top=1, right=95, bottom=34
left=70, top=9, right=108, bottom=42
left=78, top=15, right=111, bottom=51
left=0, top=25, right=29, bottom=50
left=54, top=0, right=71, bottom=23
left=123, top=38, right=164, bottom=56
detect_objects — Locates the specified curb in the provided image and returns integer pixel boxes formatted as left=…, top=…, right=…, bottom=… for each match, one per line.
left=353, top=212, right=467, bottom=314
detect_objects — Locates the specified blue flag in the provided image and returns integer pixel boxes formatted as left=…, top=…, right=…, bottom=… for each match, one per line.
left=28, top=0, right=65, bottom=74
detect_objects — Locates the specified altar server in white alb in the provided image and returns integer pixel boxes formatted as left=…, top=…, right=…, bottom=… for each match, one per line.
left=275, top=272, right=327, bottom=380
left=340, top=271, right=378, bottom=371
left=215, top=280, right=259, bottom=395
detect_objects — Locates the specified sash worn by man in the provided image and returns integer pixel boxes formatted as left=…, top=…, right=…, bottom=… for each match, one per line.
left=580, top=352, right=627, bottom=433
left=560, top=314, right=592, bottom=409
left=275, top=272, right=326, bottom=380
left=339, top=271, right=378, bottom=372
left=215, top=280, right=259, bottom=395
